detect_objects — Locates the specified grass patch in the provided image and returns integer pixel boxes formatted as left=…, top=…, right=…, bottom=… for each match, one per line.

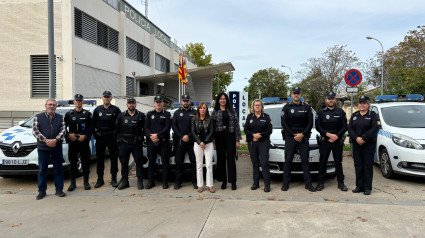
left=343, top=144, right=351, bottom=151
left=238, top=144, right=248, bottom=151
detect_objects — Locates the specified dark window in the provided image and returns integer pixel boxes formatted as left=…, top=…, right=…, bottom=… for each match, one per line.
left=126, top=37, right=150, bottom=66
left=31, top=55, right=55, bottom=98
left=97, top=22, right=108, bottom=48
left=126, top=77, right=135, bottom=96
left=139, top=83, right=149, bottom=96
left=155, top=53, right=169, bottom=73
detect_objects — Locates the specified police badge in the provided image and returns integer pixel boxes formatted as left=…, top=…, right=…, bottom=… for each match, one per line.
left=99, top=112, right=102, bottom=116
left=291, top=109, right=294, bottom=113
left=180, top=113, right=183, bottom=116
left=326, top=115, right=330, bottom=119
left=151, top=115, right=155, bottom=119
left=124, top=119, right=128, bottom=123
left=72, top=117, right=76, bottom=120
left=250, top=119, right=253, bottom=124
left=353, top=117, right=357, bottom=121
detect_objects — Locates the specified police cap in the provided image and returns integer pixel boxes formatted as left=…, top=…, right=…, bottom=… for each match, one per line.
left=103, top=91, right=112, bottom=97
left=326, top=92, right=336, bottom=99
left=181, top=94, right=191, bottom=101
left=292, top=87, right=302, bottom=93
left=359, top=95, right=370, bottom=102
left=127, top=97, right=136, bottom=103
left=74, top=94, right=84, bottom=101
left=154, top=95, right=163, bottom=102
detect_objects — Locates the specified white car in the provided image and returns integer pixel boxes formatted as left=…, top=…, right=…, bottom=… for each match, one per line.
left=262, top=97, right=335, bottom=175
left=371, top=94, right=425, bottom=178
left=0, top=100, right=98, bottom=177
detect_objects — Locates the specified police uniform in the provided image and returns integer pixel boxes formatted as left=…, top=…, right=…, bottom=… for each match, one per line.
left=145, top=96, right=172, bottom=189
left=64, top=94, right=93, bottom=191
left=243, top=112, right=273, bottom=192
left=172, top=94, right=197, bottom=190
left=115, top=97, right=145, bottom=190
left=348, top=96, right=380, bottom=195
left=280, top=87, right=316, bottom=192
left=315, top=92, right=348, bottom=191
left=93, top=91, right=121, bottom=188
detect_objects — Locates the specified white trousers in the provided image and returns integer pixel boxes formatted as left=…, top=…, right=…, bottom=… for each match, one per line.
left=194, top=142, right=214, bottom=187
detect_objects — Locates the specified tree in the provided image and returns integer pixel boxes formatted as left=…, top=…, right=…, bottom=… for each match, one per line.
left=185, top=42, right=233, bottom=98
left=297, top=45, right=360, bottom=110
left=243, top=68, right=290, bottom=102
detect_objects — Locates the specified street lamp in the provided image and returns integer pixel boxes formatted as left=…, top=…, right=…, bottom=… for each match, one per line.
left=281, top=65, right=293, bottom=97
left=366, top=36, right=384, bottom=95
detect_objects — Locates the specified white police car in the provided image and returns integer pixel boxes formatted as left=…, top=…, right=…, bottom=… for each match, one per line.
left=262, top=97, right=335, bottom=175
left=371, top=94, right=425, bottom=178
left=0, top=100, right=98, bottom=177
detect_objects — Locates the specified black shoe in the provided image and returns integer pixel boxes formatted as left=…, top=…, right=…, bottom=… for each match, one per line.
left=316, top=183, right=324, bottom=191
left=251, top=183, right=259, bottom=190
left=338, top=183, right=348, bottom=192
left=67, top=181, right=76, bottom=192
left=174, top=184, right=181, bottom=190
left=36, top=191, right=46, bottom=200
left=55, top=191, right=66, bottom=197
left=118, top=179, right=129, bottom=190
left=264, top=185, right=270, bottom=193
left=281, top=184, right=289, bottom=191
left=192, top=183, right=198, bottom=189
left=231, top=183, right=237, bottom=190
left=221, top=182, right=227, bottom=190
left=94, top=179, right=104, bottom=188
left=352, top=187, right=364, bottom=193
left=145, top=182, right=155, bottom=189
left=162, top=183, right=169, bottom=189
left=111, top=175, right=118, bottom=188
left=364, top=189, right=371, bottom=195
left=84, top=182, right=91, bottom=190
left=305, top=183, right=316, bottom=192
left=137, top=179, right=144, bottom=190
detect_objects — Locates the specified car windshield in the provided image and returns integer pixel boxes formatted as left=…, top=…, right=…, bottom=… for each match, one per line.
left=20, top=108, right=71, bottom=128
left=381, top=105, right=425, bottom=128
left=264, top=107, right=316, bottom=129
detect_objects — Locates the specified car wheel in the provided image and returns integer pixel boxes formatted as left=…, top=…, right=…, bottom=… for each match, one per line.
left=379, top=148, right=394, bottom=179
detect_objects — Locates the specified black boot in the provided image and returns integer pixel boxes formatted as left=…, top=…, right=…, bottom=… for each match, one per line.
left=145, top=181, right=155, bottom=189
left=67, top=177, right=76, bottom=191
left=305, top=183, right=316, bottom=192
left=231, top=182, right=237, bottom=190
left=264, top=183, right=270, bottom=193
left=316, top=183, right=325, bottom=191
left=84, top=175, right=91, bottom=190
left=94, top=176, right=104, bottom=188
left=251, top=182, right=259, bottom=190
left=137, top=177, right=144, bottom=190
left=281, top=183, right=289, bottom=191
left=118, top=177, right=129, bottom=190
left=338, top=183, right=348, bottom=191
left=111, top=174, right=118, bottom=188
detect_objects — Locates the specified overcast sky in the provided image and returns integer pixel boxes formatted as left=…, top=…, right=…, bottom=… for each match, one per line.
left=127, top=0, right=425, bottom=90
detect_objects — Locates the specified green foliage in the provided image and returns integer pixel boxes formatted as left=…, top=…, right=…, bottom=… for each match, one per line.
left=243, top=67, right=290, bottom=102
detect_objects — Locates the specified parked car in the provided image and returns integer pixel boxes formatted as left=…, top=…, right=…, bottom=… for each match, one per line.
left=261, top=97, right=335, bottom=175
left=371, top=94, right=425, bottom=178
left=0, top=100, right=98, bottom=177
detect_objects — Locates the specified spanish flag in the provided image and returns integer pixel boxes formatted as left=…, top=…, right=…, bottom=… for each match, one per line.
left=183, top=53, right=188, bottom=85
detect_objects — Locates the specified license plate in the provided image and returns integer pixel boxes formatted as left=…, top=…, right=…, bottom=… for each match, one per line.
left=2, top=159, right=29, bottom=165
left=292, top=155, right=313, bottom=162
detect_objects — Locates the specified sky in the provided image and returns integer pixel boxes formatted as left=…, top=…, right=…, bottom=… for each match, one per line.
left=127, top=0, right=425, bottom=90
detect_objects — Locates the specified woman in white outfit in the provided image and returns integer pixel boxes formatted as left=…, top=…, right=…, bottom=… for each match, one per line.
left=191, top=102, right=215, bottom=193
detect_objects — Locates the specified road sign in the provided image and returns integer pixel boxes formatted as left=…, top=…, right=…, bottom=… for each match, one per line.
left=344, top=69, right=362, bottom=87
left=346, top=87, right=359, bottom=93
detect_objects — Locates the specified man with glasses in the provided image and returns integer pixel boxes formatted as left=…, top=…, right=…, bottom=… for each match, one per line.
left=65, top=94, right=93, bottom=191
left=172, top=94, right=197, bottom=190
left=93, top=91, right=121, bottom=188
left=281, top=87, right=316, bottom=192
left=33, top=99, right=66, bottom=200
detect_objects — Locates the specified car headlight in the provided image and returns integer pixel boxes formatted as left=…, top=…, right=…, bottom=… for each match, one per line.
left=392, top=133, right=423, bottom=150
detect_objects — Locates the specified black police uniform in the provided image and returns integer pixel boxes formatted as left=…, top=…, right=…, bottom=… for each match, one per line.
left=93, top=104, right=121, bottom=187
left=281, top=100, right=314, bottom=191
left=115, top=109, right=145, bottom=189
left=145, top=108, right=172, bottom=189
left=348, top=105, right=379, bottom=194
left=244, top=112, right=273, bottom=192
left=315, top=105, right=348, bottom=189
left=172, top=106, right=197, bottom=189
left=64, top=107, right=93, bottom=190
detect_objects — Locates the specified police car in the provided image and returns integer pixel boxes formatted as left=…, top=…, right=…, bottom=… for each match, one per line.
left=262, top=97, right=335, bottom=175
left=371, top=94, right=425, bottom=178
left=0, top=100, right=98, bottom=177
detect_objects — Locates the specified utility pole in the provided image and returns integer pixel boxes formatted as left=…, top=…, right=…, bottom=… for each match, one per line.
left=48, top=0, right=55, bottom=98
left=141, top=0, right=148, bottom=18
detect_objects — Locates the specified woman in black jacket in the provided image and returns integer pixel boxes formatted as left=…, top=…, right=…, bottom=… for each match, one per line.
left=191, top=102, right=215, bottom=193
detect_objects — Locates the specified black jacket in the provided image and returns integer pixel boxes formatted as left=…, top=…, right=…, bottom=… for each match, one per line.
left=191, top=116, right=214, bottom=145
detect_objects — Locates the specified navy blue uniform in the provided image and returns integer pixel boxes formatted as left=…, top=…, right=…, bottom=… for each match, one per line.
left=145, top=109, right=172, bottom=187
left=64, top=109, right=93, bottom=178
left=281, top=102, right=313, bottom=185
left=244, top=113, right=273, bottom=189
left=172, top=107, right=197, bottom=188
left=315, top=107, right=347, bottom=185
left=348, top=110, right=379, bottom=191
left=93, top=105, right=121, bottom=178
left=115, top=110, right=145, bottom=180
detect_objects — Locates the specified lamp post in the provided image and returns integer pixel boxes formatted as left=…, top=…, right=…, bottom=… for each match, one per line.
left=366, top=36, right=384, bottom=95
left=281, top=65, right=292, bottom=97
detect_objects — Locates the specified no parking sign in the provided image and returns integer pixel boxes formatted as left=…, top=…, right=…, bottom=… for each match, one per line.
left=345, top=69, right=362, bottom=87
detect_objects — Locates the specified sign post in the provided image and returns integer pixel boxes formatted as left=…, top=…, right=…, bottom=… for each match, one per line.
left=344, top=69, right=362, bottom=115
left=229, top=91, right=249, bottom=129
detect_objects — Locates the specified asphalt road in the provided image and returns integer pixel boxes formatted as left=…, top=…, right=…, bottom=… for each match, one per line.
left=1, top=153, right=425, bottom=237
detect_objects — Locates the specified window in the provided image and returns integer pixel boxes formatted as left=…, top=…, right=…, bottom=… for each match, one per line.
left=174, top=63, right=179, bottom=72
left=155, top=53, right=170, bottom=73
left=126, top=37, right=150, bottom=66
left=126, top=77, right=135, bottom=96
left=31, top=55, right=55, bottom=97
left=139, top=83, right=149, bottom=96
left=74, top=8, right=119, bottom=53
left=103, top=0, right=119, bottom=10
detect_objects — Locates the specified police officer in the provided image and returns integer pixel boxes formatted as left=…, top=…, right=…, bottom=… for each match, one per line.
left=115, top=97, right=145, bottom=190
left=281, top=87, right=316, bottom=192
left=172, top=94, right=197, bottom=190
left=348, top=95, right=379, bottom=195
left=244, top=99, right=273, bottom=192
left=92, top=91, right=121, bottom=188
left=145, top=96, right=172, bottom=189
left=65, top=94, right=93, bottom=191
left=315, top=92, right=348, bottom=191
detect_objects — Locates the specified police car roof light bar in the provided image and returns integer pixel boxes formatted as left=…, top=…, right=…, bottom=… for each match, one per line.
left=375, top=95, right=424, bottom=103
